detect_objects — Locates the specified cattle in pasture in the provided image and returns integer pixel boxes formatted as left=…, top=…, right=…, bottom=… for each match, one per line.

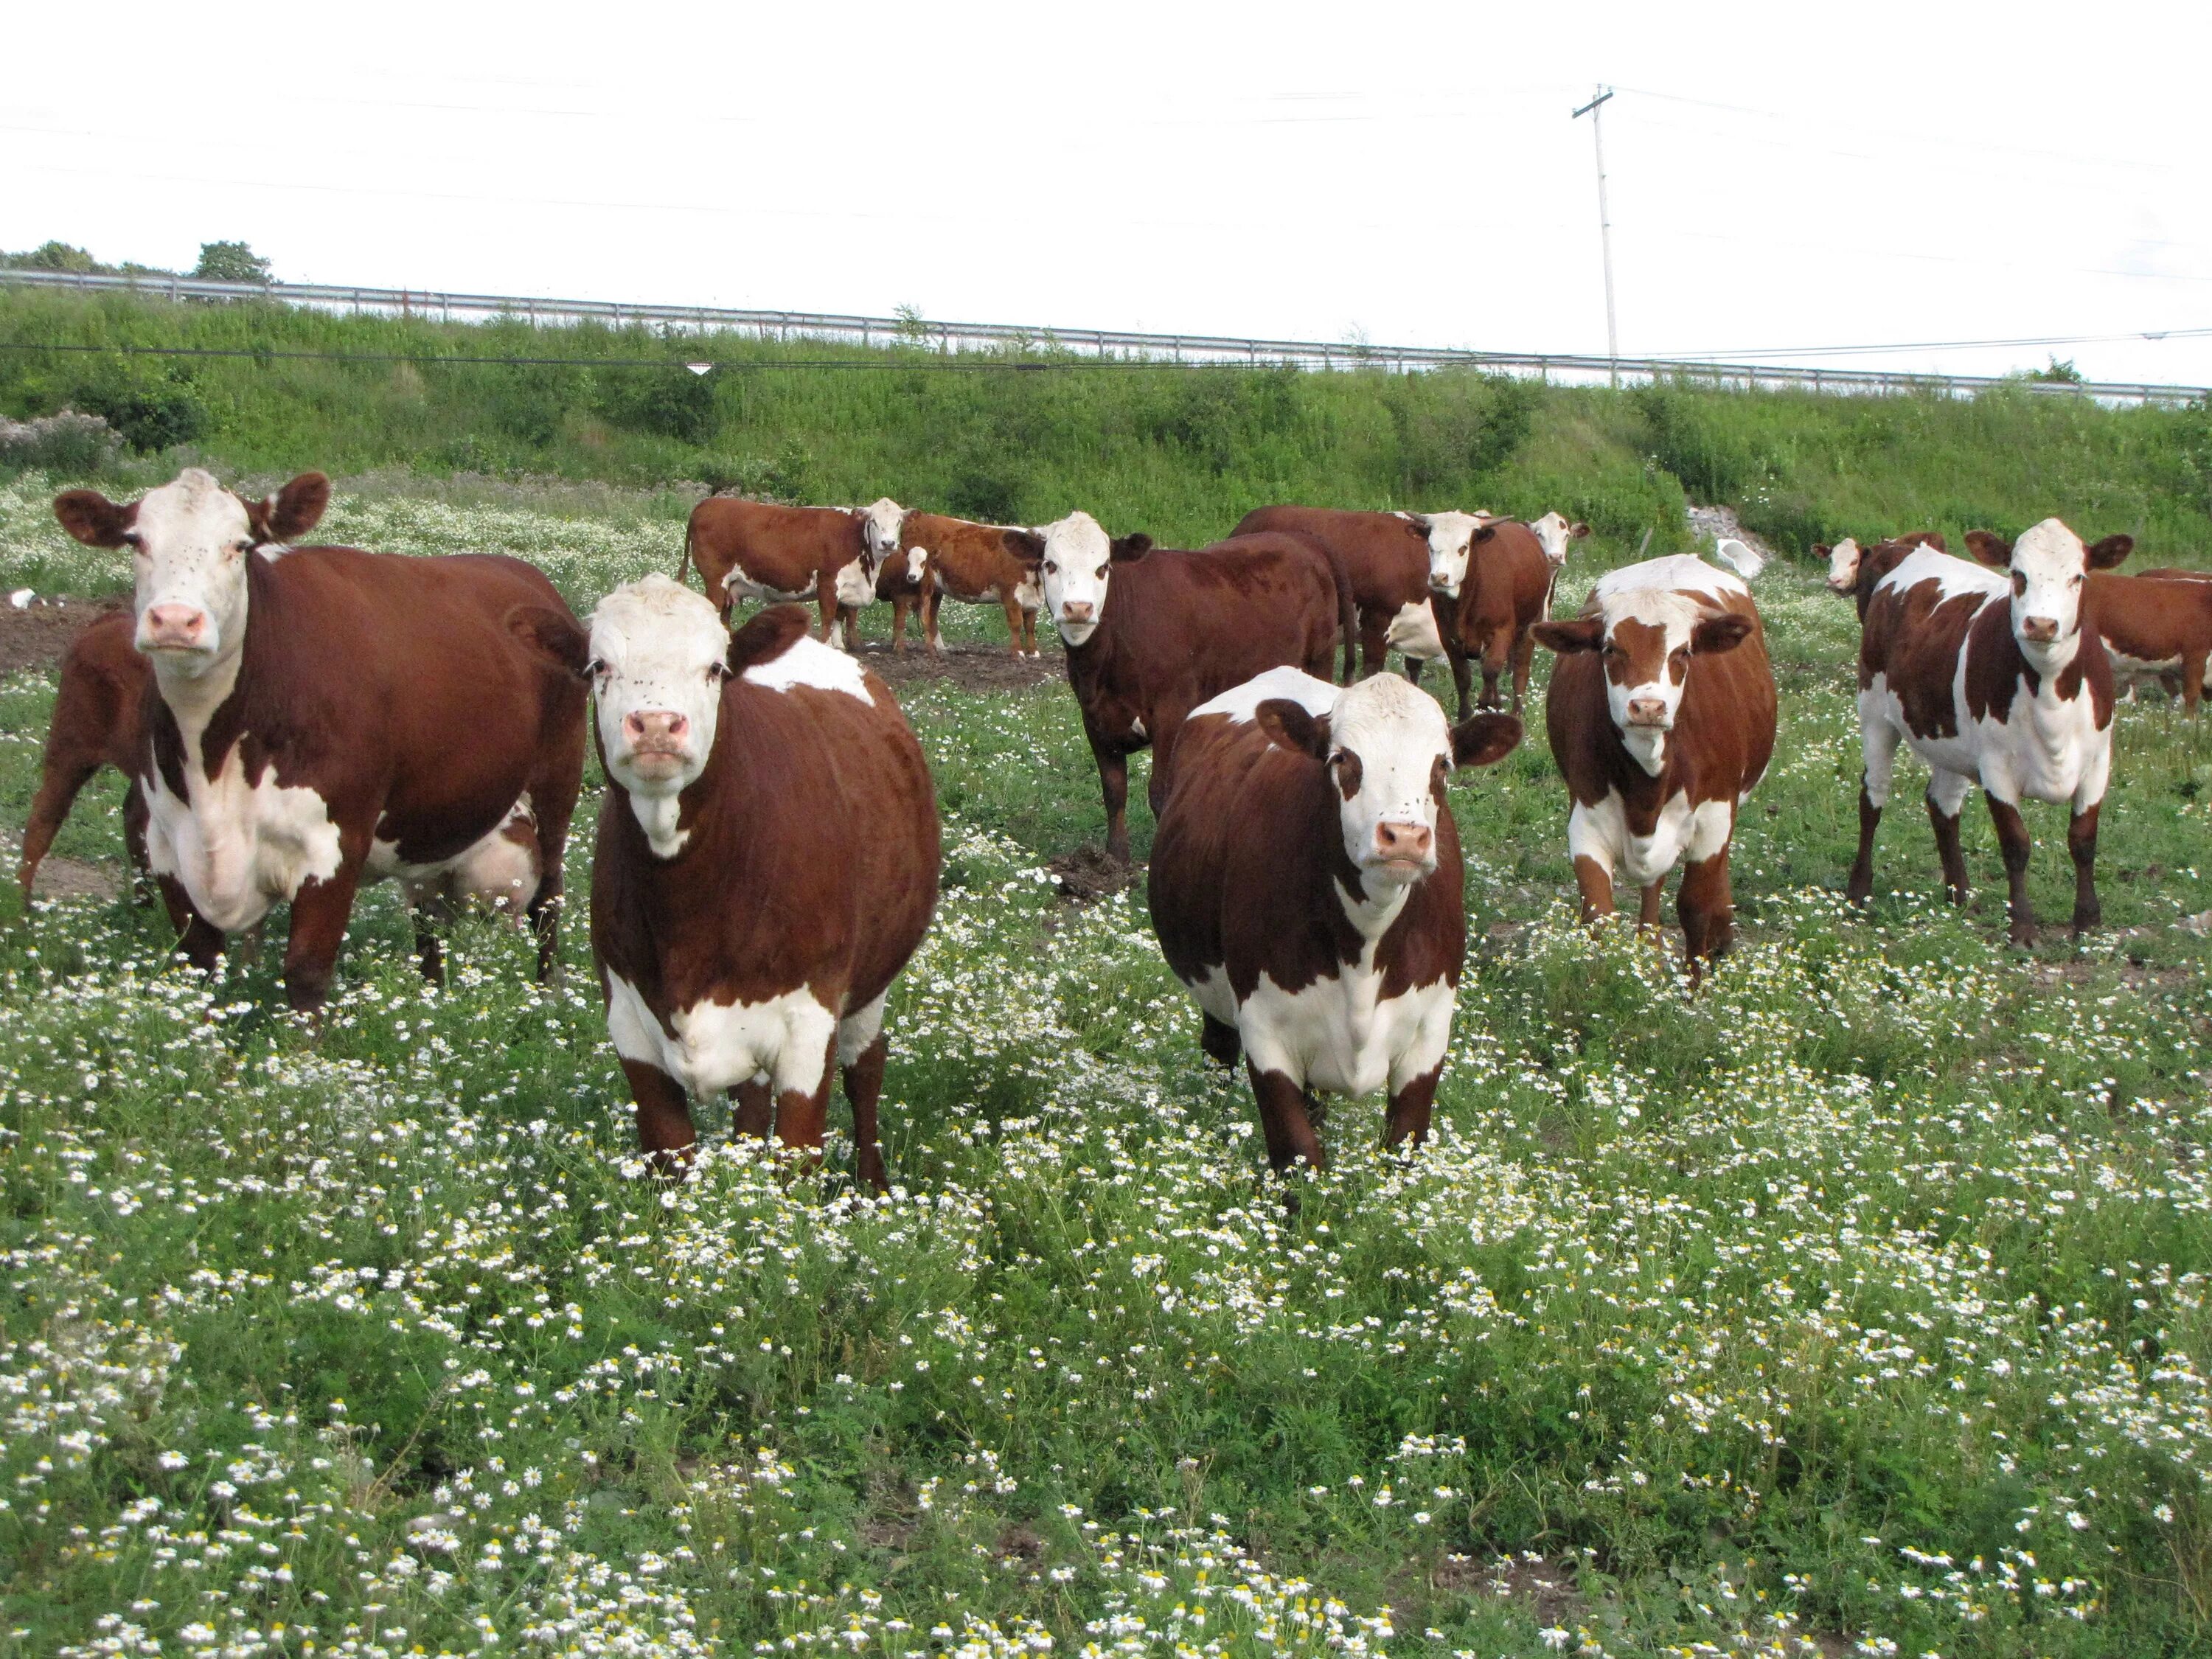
left=1820, top=531, right=1947, bottom=614
left=678, top=496, right=905, bottom=648
left=1843, top=520, right=2132, bottom=944
left=1230, top=507, right=1446, bottom=680
left=1011, top=513, right=1354, bottom=862
left=18, top=607, right=150, bottom=910
left=1532, top=541, right=1775, bottom=964
left=1528, top=512, right=1590, bottom=569
left=1147, top=668, right=1521, bottom=1170
left=507, top=580, right=939, bottom=1180
left=1438, top=518, right=1562, bottom=718
left=1397, top=509, right=1495, bottom=599
left=2082, top=571, right=2212, bottom=709
left=875, top=527, right=933, bottom=653
left=53, top=469, right=588, bottom=1012
left=899, top=510, right=1048, bottom=658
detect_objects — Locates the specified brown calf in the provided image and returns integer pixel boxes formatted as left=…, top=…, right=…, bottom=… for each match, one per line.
left=18, top=608, right=150, bottom=909
left=678, top=497, right=903, bottom=648
left=2084, top=571, right=2212, bottom=708
left=1229, top=507, right=1439, bottom=679
left=899, top=510, right=1048, bottom=658
left=1440, top=518, right=1559, bottom=717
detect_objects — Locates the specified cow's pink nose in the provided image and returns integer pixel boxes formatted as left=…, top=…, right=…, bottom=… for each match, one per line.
left=1627, top=697, right=1669, bottom=726
left=2020, top=614, right=2060, bottom=643
left=1374, top=821, right=1432, bottom=862
left=624, top=709, right=689, bottom=746
left=143, top=605, right=207, bottom=647
left=1060, top=600, right=1095, bottom=624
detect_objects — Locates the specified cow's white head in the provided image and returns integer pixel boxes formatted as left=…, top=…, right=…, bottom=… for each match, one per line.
left=1820, top=537, right=1863, bottom=594
left=856, top=498, right=907, bottom=569
left=1533, top=590, right=1757, bottom=774
left=55, top=468, right=330, bottom=675
left=1254, top=673, right=1520, bottom=891
left=1403, top=509, right=1491, bottom=597
left=1008, top=512, right=1152, bottom=647
left=1528, top=511, right=1590, bottom=569
left=1967, top=519, right=2132, bottom=661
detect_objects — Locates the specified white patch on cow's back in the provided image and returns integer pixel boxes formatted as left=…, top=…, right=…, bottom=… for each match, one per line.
left=742, top=634, right=874, bottom=703
left=1385, top=599, right=1445, bottom=661
left=144, top=740, right=345, bottom=933
left=1877, top=548, right=2006, bottom=608
left=603, top=970, right=840, bottom=1099
left=1192, top=665, right=1338, bottom=724
left=1595, top=554, right=1750, bottom=608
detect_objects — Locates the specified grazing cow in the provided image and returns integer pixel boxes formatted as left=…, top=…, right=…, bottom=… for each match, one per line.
left=53, top=469, right=587, bottom=1011
left=1010, top=513, right=1354, bottom=862
left=18, top=608, right=151, bottom=909
left=900, top=510, right=1047, bottom=658
left=1230, top=507, right=1444, bottom=679
left=1147, top=668, right=1521, bottom=1170
left=2082, top=571, right=2212, bottom=709
left=678, top=495, right=905, bottom=648
left=1532, top=542, right=1775, bottom=962
left=1844, top=520, right=2132, bottom=944
left=507, top=580, right=939, bottom=1180
left=1439, top=518, right=1562, bottom=718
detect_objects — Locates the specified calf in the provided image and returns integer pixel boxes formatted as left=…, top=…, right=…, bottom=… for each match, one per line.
left=508, top=580, right=939, bottom=1181
left=1844, top=520, right=2132, bottom=943
left=678, top=495, right=904, bottom=648
left=18, top=608, right=151, bottom=909
left=1148, top=668, right=1520, bottom=1170
left=1440, top=518, right=1561, bottom=718
left=1012, top=513, right=1352, bottom=861
left=2083, top=571, right=2212, bottom=709
left=1231, top=507, right=1444, bottom=679
left=54, top=469, right=587, bottom=1011
left=900, top=510, right=1047, bottom=658
left=1532, top=543, right=1775, bottom=962
left=875, top=532, right=933, bottom=653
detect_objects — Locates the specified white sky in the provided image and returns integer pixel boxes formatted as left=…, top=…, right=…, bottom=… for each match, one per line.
left=10, top=1, right=2212, bottom=384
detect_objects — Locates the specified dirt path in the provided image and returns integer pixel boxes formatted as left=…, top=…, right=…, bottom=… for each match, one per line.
left=854, top=639, right=1065, bottom=695
left=0, top=595, right=125, bottom=676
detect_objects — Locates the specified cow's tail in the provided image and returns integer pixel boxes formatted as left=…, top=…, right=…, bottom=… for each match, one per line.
left=675, top=515, right=697, bottom=589
left=1328, top=547, right=1359, bottom=684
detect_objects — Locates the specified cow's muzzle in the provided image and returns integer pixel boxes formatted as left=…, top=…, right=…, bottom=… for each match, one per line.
left=139, top=604, right=212, bottom=655
left=2019, top=614, right=2062, bottom=644
left=1625, top=697, right=1671, bottom=728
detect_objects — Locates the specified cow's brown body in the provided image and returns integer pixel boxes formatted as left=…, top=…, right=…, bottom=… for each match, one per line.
left=1442, top=519, right=1559, bottom=717
left=2086, top=571, right=2212, bottom=708
left=18, top=607, right=150, bottom=908
left=1230, top=507, right=1435, bottom=678
left=900, top=511, right=1046, bottom=657
left=1056, top=532, right=1350, bottom=861
left=680, top=497, right=870, bottom=646
left=875, top=538, right=932, bottom=653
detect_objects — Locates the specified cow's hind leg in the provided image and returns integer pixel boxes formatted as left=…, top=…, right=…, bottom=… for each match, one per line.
left=411, top=891, right=455, bottom=987
left=624, top=1059, right=698, bottom=1175
left=1985, top=794, right=2039, bottom=945
left=1093, top=740, right=1133, bottom=863
left=1200, top=1012, right=1241, bottom=1067
left=1638, top=880, right=1665, bottom=928
left=17, top=750, right=102, bottom=914
left=1509, top=627, right=1537, bottom=713
left=730, top=1077, right=773, bottom=1139
left=159, top=875, right=226, bottom=975
left=1444, top=636, right=1473, bottom=721
left=1359, top=608, right=1391, bottom=679
left=1924, top=768, right=1973, bottom=908
left=2068, top=801, right=2102, bottom=936
left=837, top=991, right=893, bottom=1191
left=1246, top=1063, right=1326, bottom=1173
left=1846, top=706, right=1902, bottom=907
left=771, top=1032, right=841, bottom=1180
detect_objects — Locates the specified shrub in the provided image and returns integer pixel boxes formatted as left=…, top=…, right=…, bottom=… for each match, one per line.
left=0, top=408, right=123, bottom=475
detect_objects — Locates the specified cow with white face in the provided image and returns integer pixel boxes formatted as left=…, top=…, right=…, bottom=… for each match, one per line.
left=1528, top=512, right=1590, bottom=570
left=1032, top=510, right=1147, bottom=646
left=53, top=468, right=587, bottom=1011
left=1402, top=509, right=1493, bottom=598
left=1148, top=667, right=1521, bottom=1172
left=509, top=577, right=939, bottom=1179
left=1532, top=546, right=1775, bottom=964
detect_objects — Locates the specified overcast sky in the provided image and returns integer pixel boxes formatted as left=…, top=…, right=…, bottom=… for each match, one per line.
left=10, top=1, right=2211, bottom=385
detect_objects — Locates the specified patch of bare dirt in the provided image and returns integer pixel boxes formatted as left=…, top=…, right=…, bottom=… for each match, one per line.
left=1048, top=844, right=1143, bottom=905
left=855, top=639, right=1065, bottom=694
left=1686, top=503, right=1781, bottom=568
left=0, top=595, right=128, bottom=677
left=27, top=855, right=125, bottom=902
left=1433, top=1550, right=1586, bottom=1628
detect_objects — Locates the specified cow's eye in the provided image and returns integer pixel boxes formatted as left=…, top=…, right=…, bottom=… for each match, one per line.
left=1043, top=561, right=1057, bottom=574
left=585, top=659, right=609, bottom=679
left=122, top=532, right=145, bottom=552
left=2012, top=571, right=2027, bottom=593
left=2071, top=574, right=2084, bottom=587
left=1094, top=564, right=1108, bottom=579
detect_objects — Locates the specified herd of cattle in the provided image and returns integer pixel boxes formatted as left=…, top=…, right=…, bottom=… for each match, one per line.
left=15, top=468, right=2208, bottom=1179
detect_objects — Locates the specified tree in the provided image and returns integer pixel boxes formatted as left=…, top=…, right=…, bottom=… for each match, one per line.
left=4, top=240, right=105, bottom=273
left=192, top=240, right=271, bottom=284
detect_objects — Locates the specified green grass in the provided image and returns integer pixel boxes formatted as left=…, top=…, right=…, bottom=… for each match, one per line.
left=1, top=469, right=2211, bottom=1659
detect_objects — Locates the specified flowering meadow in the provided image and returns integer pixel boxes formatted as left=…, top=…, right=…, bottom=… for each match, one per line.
left=1, top=476, right=2210, bottom=1658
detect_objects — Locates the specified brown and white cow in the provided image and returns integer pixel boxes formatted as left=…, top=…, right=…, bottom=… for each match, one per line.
left=1439, top=518, right=1563, bottom=718
left=874, top=524, right=933, bottom=653
left=53, top=469, right=587, bottom=1011
left=1148, top=668, right=1520, bottom=1170
left=18, top=607, right=151, bottom=910
left=678, top=495, right=905, bottom=647
left=1820, top=531, right=1948, bottom=615
left=507, top=578, right=939, bottom=1180
left=1844, top=520, right=2132, bottom=943
left=1533, top=543, right=1775, bottom=962
left=1011, top=512, right=1354, bottom=862
left=1399, top=509, right=1497, bottom=599
left=1230, top=507, right=1445, bottom=680
left=2082, top=571, right=2212, bottom=709
left=899, top=510, right=1047, bottom=658
left=1528, top=511, right=1591, bottom=571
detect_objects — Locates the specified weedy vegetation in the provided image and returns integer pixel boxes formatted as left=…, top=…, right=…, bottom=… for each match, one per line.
left=1, top=291, right=2211, bottom=1658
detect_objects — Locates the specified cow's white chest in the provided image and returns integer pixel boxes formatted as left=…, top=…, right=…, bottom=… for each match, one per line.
left=1385, top=599, right=1444, bottom=662
left=832, top=560, right=874, bottom=609
left=145, top=742, right=344, bottom=932
left=1568, top=787, right=1732, bottom=888
left=1199, top=936, right=1455, bottom=1099
left=1973, top=679, right=2108, bottom=807
left=603, top=972, right=840, bottom=1099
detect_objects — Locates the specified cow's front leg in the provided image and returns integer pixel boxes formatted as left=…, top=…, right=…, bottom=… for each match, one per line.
left=814, top=574, right=840, bottom=644
left=1985, top=794, right=2038, bottom=945
left=624, top=1059, right=697, bottom=1175
left=2067, top=799, right=2102, bottom=936
left=770, top=1032, right=841, bottom=1178
left=282, top=861, right=366, bottom=1015
left=840, top=1032, right=891, bottom=1192
left=1094, top=740, right=1133, bottom=863
left=1382, top=1064, right=1442, bottom=1152
left=156, top=875, right=226, bottom=973
left=1246, top=1064, right=1326, bottom=1173
left=1677, top=849, right=1736, bottom=964
left=1443, top=632, right=1473, bottom=721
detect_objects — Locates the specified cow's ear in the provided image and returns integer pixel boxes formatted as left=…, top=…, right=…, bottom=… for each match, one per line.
left=1570, top=521, right=1590, bottom=539
left=253, top=472, right=330, bottom=543
left=1254, top=699, right=1331, bottom=760
left=2086, top=534, right=2133, bottom=570
left=507, top=605, right=593, bottom=679
left=1919, top=530, right=1947, bottom=552
left=726, top=603, right=813, bottom=675
left=1471, top=523, right=1498, bottom=545
left=1811, top=543, right=1831, bottom=560
left=1965, top=530, right=2013, bottom=568
left=1001, top=529, right=1046, bottom=566
left=1531, top=616, right=1604, bottom=655
left=1404, top=512, right=1430, bottom=530
left=1691, top=612, right=1756, bottom=655
left=54, top=489, right=136, bottom=549
left=1110, top=533, right=1153, bottom=563
left=1450, top=712, right=1522, bottom=769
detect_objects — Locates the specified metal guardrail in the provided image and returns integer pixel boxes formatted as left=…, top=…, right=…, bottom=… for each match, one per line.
left=4, top=267, right=2205, bottom=406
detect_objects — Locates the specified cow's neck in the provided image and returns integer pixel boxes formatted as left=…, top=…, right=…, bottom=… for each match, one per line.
left=150, top=636, right=246, bottom=768
left=1619, top=726, right=1668, bottom=777
left=1333, top=868, right=1413, bottom=943
left=625, top=786, right=692, bottom=860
